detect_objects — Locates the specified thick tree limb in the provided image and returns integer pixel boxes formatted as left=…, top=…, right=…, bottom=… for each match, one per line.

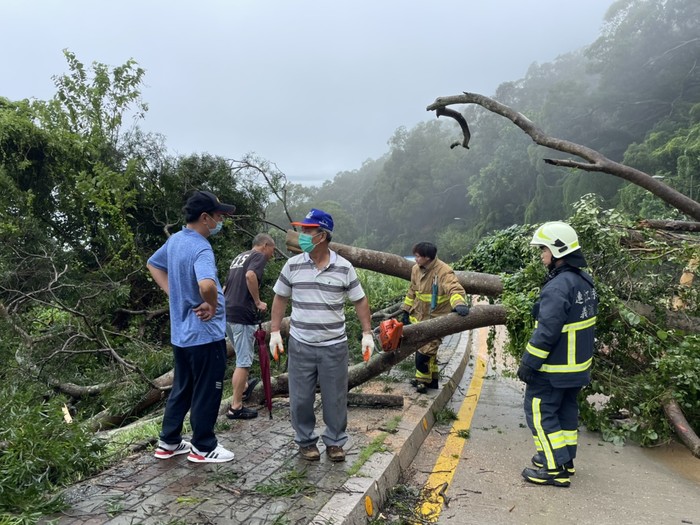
left=14, top=347, right=119, bottom=398
left=285, top=230, right=504, bottom=297
left=426, top=92, right=700, bottom=221
left=245, top=305, right=507, bottom=404
left=372, top=301, right=404, bottom=321
left=663, top=398, right=700, bottom=458
left=638, top=219, right=700, bottom=233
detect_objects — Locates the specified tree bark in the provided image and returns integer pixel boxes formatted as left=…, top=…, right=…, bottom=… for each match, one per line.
left=347, top=393, right=404, bottom=408
left=663, top=398, right=700, bottom=459
left=285, top=230, right=504, bottom=297
left=426, top=92, right=700, bottom=221
left=245, top=304, right=507, bottom=404
left=638, top=219, right=700, bottom=232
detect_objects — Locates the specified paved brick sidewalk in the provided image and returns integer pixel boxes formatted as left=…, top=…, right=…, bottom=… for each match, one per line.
left=46, top=332, right=471, bottom=525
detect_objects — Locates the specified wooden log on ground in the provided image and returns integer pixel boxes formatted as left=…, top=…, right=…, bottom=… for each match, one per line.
left=347, top=393, right=404, bottom=408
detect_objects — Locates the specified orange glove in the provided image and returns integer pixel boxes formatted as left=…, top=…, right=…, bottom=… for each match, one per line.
left=269, top=331, right=285, bottom=361
left=361, top=332, right=375, bottom=363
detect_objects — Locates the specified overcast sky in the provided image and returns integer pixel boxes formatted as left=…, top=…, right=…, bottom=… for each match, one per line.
left=3, top=1, right=613, bottom=186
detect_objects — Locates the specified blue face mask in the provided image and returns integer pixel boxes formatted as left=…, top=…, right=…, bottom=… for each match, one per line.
left=298, top=232, right=321, bottom=253
left=207, top=215, right=224, bottom=236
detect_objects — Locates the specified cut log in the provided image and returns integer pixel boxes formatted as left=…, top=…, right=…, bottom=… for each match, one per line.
left=347, top=393, right=404, bottom=408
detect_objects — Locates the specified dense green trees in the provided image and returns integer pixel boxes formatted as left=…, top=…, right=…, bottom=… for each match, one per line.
left=0, top=52, right=273, bottom=517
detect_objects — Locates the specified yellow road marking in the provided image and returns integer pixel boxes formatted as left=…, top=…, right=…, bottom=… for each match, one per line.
left=417, top=328, right=489, bottom=523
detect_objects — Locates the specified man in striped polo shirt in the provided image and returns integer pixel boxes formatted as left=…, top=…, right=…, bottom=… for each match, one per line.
left=268, top=208, right=375, bottom=462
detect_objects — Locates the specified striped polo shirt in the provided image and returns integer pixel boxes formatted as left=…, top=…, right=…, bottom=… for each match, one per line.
left=273, top=250, right=366, bottom=346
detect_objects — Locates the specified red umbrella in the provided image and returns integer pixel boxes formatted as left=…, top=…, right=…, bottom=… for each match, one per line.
left=254, top=320, right=274, bottom=419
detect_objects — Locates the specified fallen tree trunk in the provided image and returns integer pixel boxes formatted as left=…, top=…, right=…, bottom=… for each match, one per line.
left=663, top=398, right=700, bottom=459
left=285, top=230, right=504, bottom=297
left=246, top=304, right=507, bottom=404
left=638, top=219, right=700, bottom=233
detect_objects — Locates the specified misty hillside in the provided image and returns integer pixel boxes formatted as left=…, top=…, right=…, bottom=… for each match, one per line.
left=266, top=0, right=700, bottom=260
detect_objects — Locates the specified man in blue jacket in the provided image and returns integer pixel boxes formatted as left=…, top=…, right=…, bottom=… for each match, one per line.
left=518, top=221, right=597, bottom=487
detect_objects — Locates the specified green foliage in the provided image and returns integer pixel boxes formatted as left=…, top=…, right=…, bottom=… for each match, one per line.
left=254, top=468, right=316, bottom=497
left=453, top=224, right=534, bottom=275
left=357, top=269, right=407, bottom=311
left=0, top=384, right=108, bottom=517
left=434, top=407, right=458, bottom=425
left=347, top=431, right=391, bottom=477
left=619, top=118, right=700, bottom=219
left=0, top=50, right=274, bottom=428
left=345, top=269, right=407, bottom=364
left=456, top=429, right=471, bottom=439
left=656, top=337, right=700, bottom=410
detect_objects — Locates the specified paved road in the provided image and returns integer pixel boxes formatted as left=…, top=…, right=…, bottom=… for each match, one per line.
left=404, top=327, right=700, bottom=525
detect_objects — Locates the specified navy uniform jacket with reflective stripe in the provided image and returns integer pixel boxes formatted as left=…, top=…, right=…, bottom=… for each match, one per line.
left=523, top=266, right=598, bottom=388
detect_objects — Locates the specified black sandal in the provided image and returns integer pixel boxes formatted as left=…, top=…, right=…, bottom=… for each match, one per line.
left=226, top=405, right=258, bottom=419
left=241, top=378, right=259, bottom=402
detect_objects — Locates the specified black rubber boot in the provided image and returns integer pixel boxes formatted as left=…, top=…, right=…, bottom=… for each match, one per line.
left=531, top=453, right=575, bottom=475
left=521, top=466, right=571, bottom=487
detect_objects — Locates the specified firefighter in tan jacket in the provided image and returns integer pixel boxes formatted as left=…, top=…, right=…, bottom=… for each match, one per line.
left=401, top=242, right=470, bottom=393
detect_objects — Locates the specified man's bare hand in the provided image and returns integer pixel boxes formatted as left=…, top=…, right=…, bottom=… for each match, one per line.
left=194, top=302, right=216, bottom=321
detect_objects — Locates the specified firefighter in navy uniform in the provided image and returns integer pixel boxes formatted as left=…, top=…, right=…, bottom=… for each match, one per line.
left=518, top=222, right=598, bottom=488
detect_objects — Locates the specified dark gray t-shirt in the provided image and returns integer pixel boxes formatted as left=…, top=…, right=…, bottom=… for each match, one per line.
left=223, top=249, right=267, bottom=325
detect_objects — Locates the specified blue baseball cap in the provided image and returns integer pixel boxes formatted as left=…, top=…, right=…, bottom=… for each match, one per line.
left=291, top=208, right=334, bottom=232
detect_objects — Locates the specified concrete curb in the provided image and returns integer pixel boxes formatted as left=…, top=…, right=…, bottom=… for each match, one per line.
left=314, top=330, right=473, bottom=524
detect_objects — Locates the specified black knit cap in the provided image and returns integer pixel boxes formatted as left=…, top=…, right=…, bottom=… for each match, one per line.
left=184, top=190, right=236, bottom=218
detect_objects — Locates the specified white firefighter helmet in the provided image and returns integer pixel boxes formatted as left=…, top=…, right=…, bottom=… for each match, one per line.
left=530, top=221, right=581, bottom=258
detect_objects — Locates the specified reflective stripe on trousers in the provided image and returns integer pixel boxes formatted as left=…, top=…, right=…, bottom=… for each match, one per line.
left=524, top=380, right=581, bottom=469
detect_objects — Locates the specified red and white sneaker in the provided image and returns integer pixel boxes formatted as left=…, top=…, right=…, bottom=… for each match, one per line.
left=187, top=444, right=235, bottom=463
left=154, top=439, right=191, bottom=460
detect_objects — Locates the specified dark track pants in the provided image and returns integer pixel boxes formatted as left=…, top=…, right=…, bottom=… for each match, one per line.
left=160, top=339, right=227, bottom=453
left=524, top=379, right=581, bottom=469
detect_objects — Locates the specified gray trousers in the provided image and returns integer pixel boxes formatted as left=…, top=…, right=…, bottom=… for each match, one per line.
left=288, top=336, right=349, bottom=448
